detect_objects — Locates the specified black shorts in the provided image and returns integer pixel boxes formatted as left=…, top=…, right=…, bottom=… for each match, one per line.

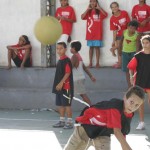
left=56, top=89, right=72, bottom=106
left=13, top=56, right=31, bottom=67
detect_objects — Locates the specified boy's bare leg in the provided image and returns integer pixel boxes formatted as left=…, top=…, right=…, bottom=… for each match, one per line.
left=88, top=47, right=94, bottom=68
left=95, top=47, right=100, bottom=68
left=80, top=94, right=92, bottom=105
left=126, top=72, right=132, bottom=88
left=59, top=106, right=65, bottom=118
left=66, top=106, right=72, bottom=121
left=138, top=103, right=144, bottom=122
left=147, top=92, right=150, bottom=105
left=7, top=49, right=16, bottom=69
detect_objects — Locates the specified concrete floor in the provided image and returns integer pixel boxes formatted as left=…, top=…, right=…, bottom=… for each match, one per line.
left=0, top=109, right=149, bottom=150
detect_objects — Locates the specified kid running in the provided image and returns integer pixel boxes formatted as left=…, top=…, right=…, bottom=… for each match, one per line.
left=70, top=40, right=96, bottom=106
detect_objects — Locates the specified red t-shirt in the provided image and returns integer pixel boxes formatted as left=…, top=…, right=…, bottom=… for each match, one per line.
left=76, top=107, right=133, bottom=129
left=110, top=10, right=130, bottom=36
left=11, top=44, right=31, bottom=61
left=60, top=55, right=71, bottom=90
left=55, top=5, right=76, bottom=35
left=82, top=9, right=107, bottom=40
left=132, top=4, right=150, bottom=32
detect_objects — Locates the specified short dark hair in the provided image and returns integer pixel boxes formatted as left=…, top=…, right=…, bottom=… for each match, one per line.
left=128, top=20, right=139, bottom=29
left=57, top=42, right=67, bottom=48
left=126, top=86, right=145, bottom=100
left=70, top=41, right=82, bottom=52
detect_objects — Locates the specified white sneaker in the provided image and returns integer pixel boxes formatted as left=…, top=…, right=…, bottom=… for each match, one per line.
left=136, top=122, right=145, bottom=130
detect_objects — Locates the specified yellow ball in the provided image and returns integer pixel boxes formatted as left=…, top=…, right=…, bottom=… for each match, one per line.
left=34, top=16, right=62, bottom=45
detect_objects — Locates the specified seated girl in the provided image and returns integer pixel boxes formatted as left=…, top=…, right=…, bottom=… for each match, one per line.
left=7, top=35, right=32, bottom=69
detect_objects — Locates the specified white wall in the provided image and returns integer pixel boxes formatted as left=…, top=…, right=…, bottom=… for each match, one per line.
left=0, top=1, right=149, bottom=67
left=56, top=0, right=150, bottom=66
left=0, top=0, right=41, bottom=66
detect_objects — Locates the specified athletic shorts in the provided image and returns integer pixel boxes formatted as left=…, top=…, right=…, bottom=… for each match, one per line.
left=122, top=51, right=135, bottom=72
left=57, top=34, right=69, bottom=45
left=74, top=79, right=86, bottom=95
left=56, top=89, right=72, bottom=106
left=13, top=56, right=31, bottom=67
left=87, top=40, right=103, bottom=47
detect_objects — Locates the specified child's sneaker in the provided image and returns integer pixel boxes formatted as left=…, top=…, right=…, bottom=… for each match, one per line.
left=136, top=122, right=145, bottom=130
left=63, top=122, right=73, bottom=129
left=53, top=121, right=65, bottom=128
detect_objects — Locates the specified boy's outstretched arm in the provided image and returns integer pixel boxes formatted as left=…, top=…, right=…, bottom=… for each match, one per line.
left=83, top=63, right=96, bottom=82
left=114, top=128, right=132, bottom=150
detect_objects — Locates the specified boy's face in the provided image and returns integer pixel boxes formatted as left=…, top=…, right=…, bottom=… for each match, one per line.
left=124, top=94, right=143, bottom=113
left=128, top=26, right=137, bottom=34
left=141, top=39, right=150, bottom=49
left=70, top=47, right=76, bottom=54
left=56, top=44, right=66, bottom=57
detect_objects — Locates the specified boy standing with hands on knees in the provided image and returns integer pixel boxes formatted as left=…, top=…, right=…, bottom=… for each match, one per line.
left=52, top=42, right=74, bottom=129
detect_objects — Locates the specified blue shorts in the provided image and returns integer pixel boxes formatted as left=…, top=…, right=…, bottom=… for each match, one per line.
left=87, top=40, right=103, bottom=47
left=122, top=51, right=135, bottom=72
left=56, top=89, right=72, bottom=106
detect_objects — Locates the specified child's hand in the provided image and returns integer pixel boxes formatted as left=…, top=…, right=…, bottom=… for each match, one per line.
left=60, top=16, right=66, bottom=20
left=87, top=4, right=92, bottom=10
left=130, top=77, right=134, bottom=85
left=112, top=41, right=115, bottom=47
left=140, top=20, right=147, bottom=27
left=20, top=63, right=25, bottom=69
left=56, top=82, right=63, bottom=91
left=96, top=3, right=101, bottom=9
left=110, top=47, right=117, bottom=57
left=91, top=76, right=96, bottom=82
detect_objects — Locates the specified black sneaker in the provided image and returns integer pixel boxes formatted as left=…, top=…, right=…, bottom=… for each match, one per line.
left=63, top=123, right=73, bottom=129
left=53, top=121, right=65, bottom=128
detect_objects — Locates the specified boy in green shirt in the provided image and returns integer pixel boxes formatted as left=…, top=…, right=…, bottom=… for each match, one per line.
left=120, top=20, right=139, bottom=88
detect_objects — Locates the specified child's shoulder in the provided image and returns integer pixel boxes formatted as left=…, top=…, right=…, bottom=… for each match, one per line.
left=135, top=50, right=144, bottom=56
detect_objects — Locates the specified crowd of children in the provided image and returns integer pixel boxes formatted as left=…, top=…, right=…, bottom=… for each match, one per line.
left=52, top=0, right=150, bottom=149
left=6, top=0, right=149, bottom=149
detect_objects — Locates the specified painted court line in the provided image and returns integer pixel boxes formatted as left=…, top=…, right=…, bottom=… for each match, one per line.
left=0, top=129, right=62, bottom=150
